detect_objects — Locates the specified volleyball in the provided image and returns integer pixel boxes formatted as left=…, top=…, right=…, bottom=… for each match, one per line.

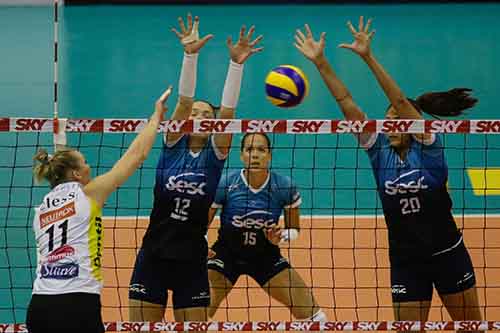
left=265, top=65, right=309, bottom=108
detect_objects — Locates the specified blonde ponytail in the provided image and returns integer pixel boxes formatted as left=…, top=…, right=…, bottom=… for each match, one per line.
left=32, top=148, right=80, bottom=188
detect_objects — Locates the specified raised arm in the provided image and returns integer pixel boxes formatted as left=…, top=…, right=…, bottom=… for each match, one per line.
left=339, top=16, right=431, bottom=141
left=167, top=13, right=213, bottom=145
left=84, top=86, right=172, bottom=208
left=341, top=17, right=421, bottom=119
left=214, top=25, right=263, bottom=157
left=295, top=24, right=365, bottom=122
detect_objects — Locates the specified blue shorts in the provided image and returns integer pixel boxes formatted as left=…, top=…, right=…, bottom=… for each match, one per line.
left=207, top=242, right=290, bottom=286
left=129, top=248, right=210, bottom=309
left=391, top=239, right=476, bottom=303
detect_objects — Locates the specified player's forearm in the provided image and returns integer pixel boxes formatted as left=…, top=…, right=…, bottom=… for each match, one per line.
left=125, top=112, right=162, bottom=164
left=315, top=57, right=365, bottom=121
left=169, top=52, right=197, bottom=121
left=315, top=57, right=349, bottom=100
left=362, top=53, right=420, bottom=119
left=214, top=60, right=244, bottom=155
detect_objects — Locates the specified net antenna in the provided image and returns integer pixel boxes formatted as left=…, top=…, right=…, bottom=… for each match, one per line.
left=53, top=0, right=66, bottom=150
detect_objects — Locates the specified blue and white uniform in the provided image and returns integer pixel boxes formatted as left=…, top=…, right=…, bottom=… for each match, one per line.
left=129, top=135, right=226, bottom=308
left=362, top=133, right=475, bottom=301
left=208, top=169, right=301, bottom=285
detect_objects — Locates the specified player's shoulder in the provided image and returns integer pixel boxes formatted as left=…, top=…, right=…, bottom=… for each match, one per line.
left=269, top=171, right=296, bottom=191
left=270, top=171, right=292, bottom=183
left=163, top=135, right=188, bottom=151
left=219, top=169, right=242, bottom=185
left=226, top=169, right=242, bottom=180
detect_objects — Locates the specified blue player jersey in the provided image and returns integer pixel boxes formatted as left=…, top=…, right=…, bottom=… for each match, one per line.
left=364, top=133, right=461, bottom=263
left=142, top=135, right=226, bottom=260
left=212, top=170, right=301, bottom=258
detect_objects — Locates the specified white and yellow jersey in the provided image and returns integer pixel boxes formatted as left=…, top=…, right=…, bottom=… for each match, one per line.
left=32, top=181, right=103, bottom=295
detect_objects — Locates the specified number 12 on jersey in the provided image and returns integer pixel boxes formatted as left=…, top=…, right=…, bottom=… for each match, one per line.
left=171, top=197, right=191, bottom=221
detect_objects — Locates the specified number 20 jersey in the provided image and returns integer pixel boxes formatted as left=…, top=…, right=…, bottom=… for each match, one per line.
left=32, top=181, right=103, bottom=295
left=364, top=133, right=461, bottom=263
left=142, top=136, right=226, bottom=260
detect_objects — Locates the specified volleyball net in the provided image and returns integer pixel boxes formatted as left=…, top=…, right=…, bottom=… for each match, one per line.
left=0, top=118, right=499, bottom=332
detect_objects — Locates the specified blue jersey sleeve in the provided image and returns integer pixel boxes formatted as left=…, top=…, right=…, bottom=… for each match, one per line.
left=365, top=134, right=388, bottom=171
left=156, top=135, right=188, bottom=173
left=412, top=134, right=448, bottom=179
left=412, top=134, right=444, bottom=158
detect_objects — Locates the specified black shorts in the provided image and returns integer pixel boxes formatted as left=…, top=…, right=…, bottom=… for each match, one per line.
left=391, top=239, right=476, bottom=303
left=129, top=248, right=210, bottom=309
left=26, top=292, right=104, bottom=333
left=207, top=243, right=291, bottom=286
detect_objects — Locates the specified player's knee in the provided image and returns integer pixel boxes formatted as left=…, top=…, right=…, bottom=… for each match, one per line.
left=129, top=299, right=165, bottom=322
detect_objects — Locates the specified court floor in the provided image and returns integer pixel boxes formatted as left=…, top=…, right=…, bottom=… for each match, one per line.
left=100, top=215, right=500, bottom=326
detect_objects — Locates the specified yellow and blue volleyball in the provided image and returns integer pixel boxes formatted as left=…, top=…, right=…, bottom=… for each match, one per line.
left=265, top=65, right=309, bottom=108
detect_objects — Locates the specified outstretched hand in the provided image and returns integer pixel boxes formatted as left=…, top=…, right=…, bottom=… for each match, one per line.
left=227, top=25, right=264, bottom=64
left=154, top=85, right=173, bottom=121
left=171, top=13, right=213, bottom=54
left=294, top=24, right=326, bottom=65
left=338, top=16, right=375, bottom=58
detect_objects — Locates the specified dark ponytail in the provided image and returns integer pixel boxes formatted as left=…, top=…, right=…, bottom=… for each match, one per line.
left=413, top=88, right=478, bottom=118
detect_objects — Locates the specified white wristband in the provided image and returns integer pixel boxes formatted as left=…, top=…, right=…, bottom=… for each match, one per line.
left=221, top=60, right=243, bottom=108
left=178, top=52, right=198, bottom=98
left=280, top=228, right=299, bottom=243
left=53, top=118, right=67, bottom=146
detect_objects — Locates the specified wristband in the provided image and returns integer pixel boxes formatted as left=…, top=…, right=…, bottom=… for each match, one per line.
left=178, top=53, right=198, bottom=98
left=280, top=228, right=299, bottom=243
left=221, top=60, right=243, bottom=108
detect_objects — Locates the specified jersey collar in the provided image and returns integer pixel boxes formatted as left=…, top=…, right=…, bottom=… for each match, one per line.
left=240, top=169, right=270, bottom=194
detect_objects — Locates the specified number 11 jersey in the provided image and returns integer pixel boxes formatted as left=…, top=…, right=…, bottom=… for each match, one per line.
left=32, top=181, right=103, bottom=295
